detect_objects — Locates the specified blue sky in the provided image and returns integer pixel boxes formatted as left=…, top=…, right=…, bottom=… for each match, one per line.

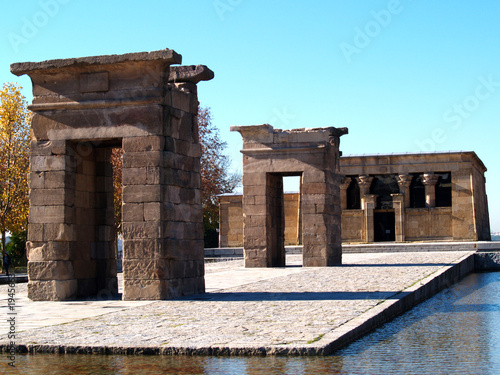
left=1, top=0, right=500, bottom=231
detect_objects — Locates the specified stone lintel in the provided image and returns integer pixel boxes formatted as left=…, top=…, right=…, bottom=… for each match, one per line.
left=230, top=124, right=274, bottom=143
left=231, top=124, right=348, bottom=146
left=240, top=145, right=327, bottom=154
left=28, top=97, right=162, bottom=112
left=10, top=49, right=182, bottom=76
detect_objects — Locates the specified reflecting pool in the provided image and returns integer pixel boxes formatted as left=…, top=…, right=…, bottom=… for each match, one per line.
left=3, top=272, right=500, bottom=374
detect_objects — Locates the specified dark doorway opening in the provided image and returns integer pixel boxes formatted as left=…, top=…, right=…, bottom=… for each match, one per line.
left=70, top=139, right=121, bottom=300
left=346, top=176, right=361, bottom=209
left=374, top=211, right=395, bottom=242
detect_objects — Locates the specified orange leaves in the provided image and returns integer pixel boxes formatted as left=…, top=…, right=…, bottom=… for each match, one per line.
left=0, top=83, right=30, bottom=236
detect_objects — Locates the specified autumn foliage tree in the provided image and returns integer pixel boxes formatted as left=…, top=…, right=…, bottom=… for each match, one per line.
left=0, top=83, right=30, bottom=252
left=198, top=106, right=240, bottom=247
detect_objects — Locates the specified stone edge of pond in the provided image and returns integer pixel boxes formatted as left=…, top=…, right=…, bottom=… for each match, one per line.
left=319, top=251, right=476, bottom=355
left=0, top=252, right=478, bottom=357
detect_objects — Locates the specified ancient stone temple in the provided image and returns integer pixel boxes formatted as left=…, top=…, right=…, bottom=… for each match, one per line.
left=340, top=151, right=490, bottom=243
left=231, top=124, right=348, bottom=267
left=11, top=49, right=213, bottom=301
left=219, top=151, right=491, bottom=246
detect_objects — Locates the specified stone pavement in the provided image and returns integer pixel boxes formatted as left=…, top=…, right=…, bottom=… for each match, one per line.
left=0, top=251, right=475, bottom=355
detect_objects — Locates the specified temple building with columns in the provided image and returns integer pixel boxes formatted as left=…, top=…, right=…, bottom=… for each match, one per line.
left=219, top=151, right=491, bottom=246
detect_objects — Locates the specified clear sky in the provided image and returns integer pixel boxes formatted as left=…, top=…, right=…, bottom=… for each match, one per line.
left=1, top=0, right=499, bottom=231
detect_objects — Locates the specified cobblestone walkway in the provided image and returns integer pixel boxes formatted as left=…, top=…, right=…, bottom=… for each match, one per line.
left=0, top=251, right=474, bottom=355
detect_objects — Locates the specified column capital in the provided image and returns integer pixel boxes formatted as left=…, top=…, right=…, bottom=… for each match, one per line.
left=340, top=176, right=352, bottom=190
left=396, top=174, right=413, bottom=188
left=356, top=175, right=373, bottom=187
left=422, top=173, right=439, bottom=186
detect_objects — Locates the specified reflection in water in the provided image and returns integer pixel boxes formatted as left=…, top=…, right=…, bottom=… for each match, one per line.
left=331, top=272, right=500, bottom=374
left=3, top=273, right=500, bottom=374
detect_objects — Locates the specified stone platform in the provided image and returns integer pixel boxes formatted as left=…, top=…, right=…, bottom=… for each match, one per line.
left=0, top=251, right=477, bottom=356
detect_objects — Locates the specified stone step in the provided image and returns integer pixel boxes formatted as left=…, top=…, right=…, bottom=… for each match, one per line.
left=206, top=241, right=500, bottom=257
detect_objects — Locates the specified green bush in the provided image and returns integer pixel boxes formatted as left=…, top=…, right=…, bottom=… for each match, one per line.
left=6, top=231, right=27, bottom=268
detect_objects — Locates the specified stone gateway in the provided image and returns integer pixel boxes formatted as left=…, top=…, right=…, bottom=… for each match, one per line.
left=231, top=125, right=348, bottom=267
left=11, top=49, right=213, bottom=301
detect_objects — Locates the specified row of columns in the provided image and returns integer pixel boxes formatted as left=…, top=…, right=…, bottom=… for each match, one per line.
left=340, top=173, right=441, bottom=210
left=340, top=173, right=442, bottom=243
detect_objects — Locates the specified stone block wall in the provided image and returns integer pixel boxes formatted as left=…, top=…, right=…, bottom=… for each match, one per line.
left=341, top=210, right=364, bottom=242
left=219, top=192, right=301, bottom=247
left=284, top=193, right=300, bottom=245
left=218, top=194, right=243, bottom=247
left=405, top=207, right=452, bottom=241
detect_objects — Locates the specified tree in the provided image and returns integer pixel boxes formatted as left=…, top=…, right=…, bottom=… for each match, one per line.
left=0, top=83, right=30, bottom=252
left=198, top=106, right=240, bottom=247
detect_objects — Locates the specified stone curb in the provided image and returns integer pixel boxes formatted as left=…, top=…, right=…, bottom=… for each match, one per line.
left=0, top=274, right=28, bottom=285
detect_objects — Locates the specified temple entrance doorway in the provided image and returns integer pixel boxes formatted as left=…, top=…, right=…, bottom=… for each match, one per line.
left=68, top=140, right=121, bottom=299
left=374, top=211, right=395, bottom=242
left=266, top=173, right=302, bottom=267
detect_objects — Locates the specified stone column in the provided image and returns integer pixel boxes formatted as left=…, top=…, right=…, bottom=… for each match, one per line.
left=27, top=140, right=78, bottom=301
left=397, top=174, right=413, bottom=208
left=301, top=169, right=342, bottom=266
left=340, top=176, right=352, bottom=210
left=363, top=194, right=377, bottom=243
left=451, top=168, right=476, bottom=240
left=392, top=193, right=405, bottom=242
left=357, top=175, right=374, bottom=204
left=422, top=173, right=439, bottom=208
left=241, top=171, right=269, bottom=267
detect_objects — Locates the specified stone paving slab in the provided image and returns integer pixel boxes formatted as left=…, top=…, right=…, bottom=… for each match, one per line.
left=0, top=251, right=475, bottom=355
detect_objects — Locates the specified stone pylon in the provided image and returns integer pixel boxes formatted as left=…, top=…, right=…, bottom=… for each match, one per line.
left=11, top=49, right=213, bottom=300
